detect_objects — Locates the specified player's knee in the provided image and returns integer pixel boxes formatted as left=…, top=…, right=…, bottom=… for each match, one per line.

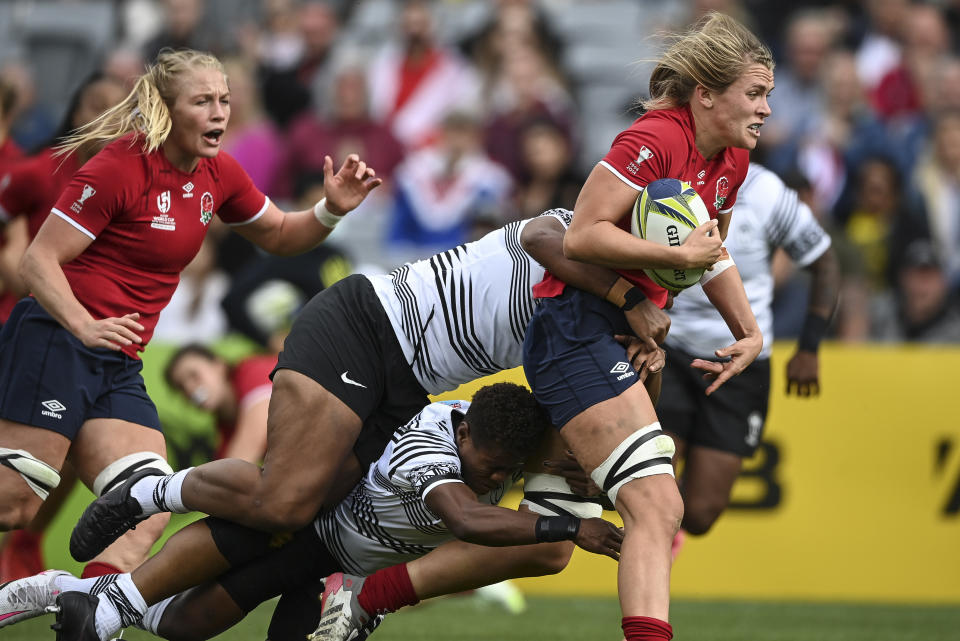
left=617, top=477, right=684, bottom=538
left=682, top=497, right=728, bottom=536
left=534, top=541, right=575, bottom=575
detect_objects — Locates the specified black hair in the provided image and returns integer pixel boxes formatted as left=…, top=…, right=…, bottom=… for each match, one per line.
left=36, top=71, right=110, bottom=153
left=164, top=343, right=220, bottom=388
left=462, top=383, right=549, bottom=461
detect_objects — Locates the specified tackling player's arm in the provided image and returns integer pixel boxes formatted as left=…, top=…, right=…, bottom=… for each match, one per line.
left=786, top=246, right=840, bottom=396
left=423, top=482, right=622, bottom=560
left=521, top=215, right=670, bottom=344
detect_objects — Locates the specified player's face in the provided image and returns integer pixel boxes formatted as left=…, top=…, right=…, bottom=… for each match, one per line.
left=168, top=353, right=229, bottom=412
left=72, top=79, right=126, bottom=130
left=165, top=67, right=230, bottom=170
left=457, top=425, right=524, bottom=495
left=709, top=63, right=774, bottom=151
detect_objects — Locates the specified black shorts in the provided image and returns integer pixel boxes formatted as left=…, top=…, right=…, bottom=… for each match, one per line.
left=0, top=298, right=160, bottom=439
left=275, top=274, right=429, bottom=468
left=207, top=519, right=340, bottom=614
left=523, top=287, right=641, bottom=429
left=657, top=344, right=770, bottom=457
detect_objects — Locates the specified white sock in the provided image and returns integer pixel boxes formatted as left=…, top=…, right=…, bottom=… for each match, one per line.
left=137, top=595, right=176, bottom=634
left=54, top=573, right=146, bottom=641
left=130, top=467, right=194, bottom=515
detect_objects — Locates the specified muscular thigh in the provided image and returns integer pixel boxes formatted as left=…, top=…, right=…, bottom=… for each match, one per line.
left=69, top=418, right=166, bottom=487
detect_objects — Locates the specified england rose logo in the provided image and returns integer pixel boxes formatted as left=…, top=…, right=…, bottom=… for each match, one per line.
left=200, top=192, right=214, bottom=225
left=714, top=176, right=730, bottom=210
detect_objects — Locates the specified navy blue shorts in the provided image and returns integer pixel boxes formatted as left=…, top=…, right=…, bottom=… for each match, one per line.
left=0, top=298, right=161, bottom=440
left=523, top=287, right=642, bottom=429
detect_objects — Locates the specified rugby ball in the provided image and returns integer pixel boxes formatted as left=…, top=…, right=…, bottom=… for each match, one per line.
left=631, top=178, right=711, bottom=292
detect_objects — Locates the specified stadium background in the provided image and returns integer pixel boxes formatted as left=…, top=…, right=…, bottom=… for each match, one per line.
left=1, top=0, right=959, bottom=638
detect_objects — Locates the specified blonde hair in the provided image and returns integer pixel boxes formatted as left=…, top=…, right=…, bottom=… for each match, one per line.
left=56, top=48, right=224, bottom=157
left=642, top=12, right=774, bottom=112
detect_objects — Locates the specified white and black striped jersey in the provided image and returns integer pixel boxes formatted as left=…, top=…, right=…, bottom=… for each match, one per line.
left=666, top=164, right=832, bottom=360
left=368, top=209, right=573, bottom=395
left=315, top=400, right=519, bottom=575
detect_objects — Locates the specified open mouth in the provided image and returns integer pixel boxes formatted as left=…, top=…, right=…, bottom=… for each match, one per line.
left=203, top=129, right=224, bottom=145
left=747, top=123, right=763, bottom=135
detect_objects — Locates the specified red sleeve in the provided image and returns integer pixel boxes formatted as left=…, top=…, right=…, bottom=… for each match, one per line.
left=50, top=141, right=135, bottom=239
left=599, top=116, right=680, bottom=190
left=231, top=355, right=276, bottom=409
left=0, top=160, right=42, bottom=223
left=215, top=152, right=269, bottom=225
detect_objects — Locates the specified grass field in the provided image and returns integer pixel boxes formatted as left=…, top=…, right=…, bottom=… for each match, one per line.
left=6, top=595, right=960, bottom=640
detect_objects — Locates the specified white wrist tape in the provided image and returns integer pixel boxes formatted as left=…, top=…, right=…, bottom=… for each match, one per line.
left=313, top=198, right=345, bottom=229
left=0, top=447, right=61, bottom=500
left=699, top=249, right=736, bottom=286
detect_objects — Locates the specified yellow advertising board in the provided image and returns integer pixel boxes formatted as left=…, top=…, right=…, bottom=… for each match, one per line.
left=431, top=343, right=960, bottom=603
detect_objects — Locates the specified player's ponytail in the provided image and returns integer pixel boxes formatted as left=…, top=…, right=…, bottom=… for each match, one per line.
left=641, top=12, right=773, bottom=112
left=56, top=48, right=224, bottom=158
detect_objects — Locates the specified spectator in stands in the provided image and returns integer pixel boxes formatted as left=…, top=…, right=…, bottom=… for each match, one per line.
left=834, top=156, right=913, bottom=341
left=872, top=239, right=960, bottom=342
left=854, top=0, right=909, bottom=94
left=908, top=110, right=960, bottom=290
left=366, top=0, right=481, bottom=150
left=762, top=10, right=834, bottom=155
left=220, top=58, right=284, bottom=196
left=482, top=41, right=577, bottom=181
left=260, top=0, right=341, bottom=128
left=0, top=77, right=22, bottom=168
left=282, top=62, right=405, bottom=201
left=0, top=61, right=55, bottom=152
left=143, top=0, right=223, bottom=63
left=511, top=117, right=582, bottom=221
left=387, top=110, right=512, bottom=254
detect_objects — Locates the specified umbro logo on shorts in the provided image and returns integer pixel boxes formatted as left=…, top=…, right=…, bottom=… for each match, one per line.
left=41, top=399, right=66, bottom=420
left=610, top=362, right=635, bottom=382
left=340, top=371, right=367, bottom=389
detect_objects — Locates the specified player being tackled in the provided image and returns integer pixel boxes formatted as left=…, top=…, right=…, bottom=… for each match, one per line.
left=5, top=383, right=623, bottom=641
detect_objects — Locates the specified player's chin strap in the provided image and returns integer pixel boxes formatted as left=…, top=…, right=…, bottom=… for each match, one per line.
left=520, top=473, right=604, bottom=519
left=589, top=422, right=676, bottom=508
left=93, top=451, right=173, bottom=497
left=0, top=447, right=61, bottom=500
left=699, top=247, right=736, bottom=286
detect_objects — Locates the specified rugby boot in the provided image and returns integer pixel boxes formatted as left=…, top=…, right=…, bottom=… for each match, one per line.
left=50, top=591, right=100, bottom=641
left=0, top=569, right=70, bottom=628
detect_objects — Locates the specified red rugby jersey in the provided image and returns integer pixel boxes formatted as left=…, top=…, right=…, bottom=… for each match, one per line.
left=215, top=354, right=275, bottom=459
left=534, top=105, right=749, bottom=308
left=50, top=133, right=268, bottom=357
left=0, top=149, right=80, bottom=320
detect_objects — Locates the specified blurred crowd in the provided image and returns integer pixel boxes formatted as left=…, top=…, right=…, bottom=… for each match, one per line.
left=0, top=0, right=959, bottom=350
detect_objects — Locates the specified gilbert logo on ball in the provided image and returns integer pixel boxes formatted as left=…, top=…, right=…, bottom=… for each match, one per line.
left=631, top=178, right=711, bottom=292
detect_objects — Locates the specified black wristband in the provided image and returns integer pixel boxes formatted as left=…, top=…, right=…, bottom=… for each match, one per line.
left=621, top=287, right=647, bottom=311
left=798, top=313, right=829, bottom=353
left=534, top=515, right=581, bottom=542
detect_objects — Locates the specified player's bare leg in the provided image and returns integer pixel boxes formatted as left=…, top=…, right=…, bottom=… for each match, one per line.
left=672, top=441, right=742, bottom=536
left=175, top=370, right=363, bottom=530
left=70, top=418, right=171, bottom=571
left=0, top=419, right=68, bottom=530
left=560, top=382, right=682, bottom=622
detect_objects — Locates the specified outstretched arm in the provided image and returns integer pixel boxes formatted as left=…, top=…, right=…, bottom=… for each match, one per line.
left=785, top=247, right=840, bottom=396
left=692, top=265, right=763, bottom=395
left=424, top=482, right=622, bottom=560
left=234, top=154, right=381, bottom=256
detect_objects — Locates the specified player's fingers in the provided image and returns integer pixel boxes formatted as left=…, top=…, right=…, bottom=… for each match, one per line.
left=111, top=324, right=141, bottom=344
left=117, top=316, right=145, bottom=334
left=705, top=369, right=734, bottom=396
left=365, top=176, right=383, bottom=191
left=323, top=155, right=334, bottom=178
left=690, top=358, right=723, bottom=374
left=353, top=161, right=368, bottom=180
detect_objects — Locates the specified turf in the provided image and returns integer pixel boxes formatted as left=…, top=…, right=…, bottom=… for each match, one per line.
left=6, top=596, right=960, bottom=640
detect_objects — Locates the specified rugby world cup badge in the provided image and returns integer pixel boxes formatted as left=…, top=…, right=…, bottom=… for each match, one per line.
left=200, top=192, right=214, bottom=225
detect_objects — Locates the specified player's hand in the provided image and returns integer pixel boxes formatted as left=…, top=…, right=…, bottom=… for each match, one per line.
left=690, top=332, right=761, bottom=396
left=322, top=154, right=383, bottom=215
left=623, top=299, right=670, bottom=345
left=76, top=313, right=144, bottom=351
left=543, top=450, right=602, bottom=498
left=785, top=350, right=820, bottom=397
left=679, top=219, right=722, bottom=269
left=574, top=517, right=623, bottom=561
left=614, top=335, right=665, bottom=376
